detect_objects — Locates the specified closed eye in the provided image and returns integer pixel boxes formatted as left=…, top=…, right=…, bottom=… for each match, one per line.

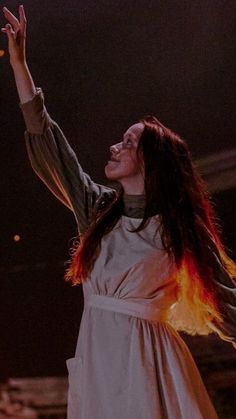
left=123, top=138, right=133, bottom=147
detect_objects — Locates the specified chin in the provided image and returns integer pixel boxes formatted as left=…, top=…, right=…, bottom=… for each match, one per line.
left=105, top=169, right=118, bottom=181
left=104, top=165, right=117, bottom=180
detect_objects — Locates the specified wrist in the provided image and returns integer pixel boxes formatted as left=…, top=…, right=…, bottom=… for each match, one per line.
left=10, top=59, right=28, bottom=71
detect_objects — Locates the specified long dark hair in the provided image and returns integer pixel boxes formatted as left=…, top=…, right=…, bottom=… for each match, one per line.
left=66, top=116, right=236, bottom=335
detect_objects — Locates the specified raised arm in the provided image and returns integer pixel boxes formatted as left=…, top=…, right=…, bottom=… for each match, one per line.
left=2, top=5, right=115, bottom=233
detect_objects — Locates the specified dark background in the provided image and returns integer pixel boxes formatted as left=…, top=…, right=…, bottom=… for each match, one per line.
left=0, top=0, right=235, bottom=378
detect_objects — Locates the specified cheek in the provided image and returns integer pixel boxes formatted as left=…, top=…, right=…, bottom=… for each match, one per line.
left=121, top=156, right=142, bottom=174
left=104, top=151, right=143, bottom=179
left=127, top=152, right=143, bottom=171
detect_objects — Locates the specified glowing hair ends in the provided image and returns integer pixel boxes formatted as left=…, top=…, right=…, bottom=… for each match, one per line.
left=65, top=116, right=236, bottom=342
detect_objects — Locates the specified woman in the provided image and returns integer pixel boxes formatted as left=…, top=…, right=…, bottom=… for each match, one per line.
left=2, top=5, right=236, bottom=419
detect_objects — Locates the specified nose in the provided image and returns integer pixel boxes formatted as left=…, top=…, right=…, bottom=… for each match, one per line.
left=110, top=142, right=122, bottom=154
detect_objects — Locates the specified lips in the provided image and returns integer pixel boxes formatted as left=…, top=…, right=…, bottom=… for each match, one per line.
left=109, top=156, right=119, bottom=162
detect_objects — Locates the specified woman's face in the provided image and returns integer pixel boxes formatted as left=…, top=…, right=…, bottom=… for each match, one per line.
left=105, top=123, right=145, bottom=194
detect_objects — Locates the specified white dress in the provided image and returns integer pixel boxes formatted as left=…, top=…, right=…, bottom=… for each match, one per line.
left=66, top=215, right=218, bottom=419
left=20, top=88, right=236, bottom=419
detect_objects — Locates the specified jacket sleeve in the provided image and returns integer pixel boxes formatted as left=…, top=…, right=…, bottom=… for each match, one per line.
left=20, top=88, right=115, bottom=233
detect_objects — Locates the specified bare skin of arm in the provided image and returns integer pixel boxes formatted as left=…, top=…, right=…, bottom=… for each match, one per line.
left=1, top=5, right=36, bottom=103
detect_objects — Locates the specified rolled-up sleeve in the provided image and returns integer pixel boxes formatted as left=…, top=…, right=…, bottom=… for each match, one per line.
left=20, top=88, right=115, bottom=233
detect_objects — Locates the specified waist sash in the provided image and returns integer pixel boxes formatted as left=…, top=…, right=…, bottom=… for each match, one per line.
left=86, top=294, right=167, bottom=322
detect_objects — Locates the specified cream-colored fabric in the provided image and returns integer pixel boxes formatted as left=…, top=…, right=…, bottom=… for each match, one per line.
left=67, top=216, right=218, bottom=419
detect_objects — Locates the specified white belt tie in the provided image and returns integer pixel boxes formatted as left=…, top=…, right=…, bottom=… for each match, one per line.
left=86, top=294, right=167, bottom=323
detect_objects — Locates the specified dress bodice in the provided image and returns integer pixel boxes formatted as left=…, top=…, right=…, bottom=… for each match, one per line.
left=83, top=215, right=178, bottom=316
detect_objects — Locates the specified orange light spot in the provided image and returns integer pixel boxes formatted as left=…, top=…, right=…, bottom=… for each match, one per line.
left=13, top=234, right=21, bottom=242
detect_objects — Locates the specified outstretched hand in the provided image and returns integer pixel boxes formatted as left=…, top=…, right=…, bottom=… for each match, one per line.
left=1, top=5, right=27, bottom=65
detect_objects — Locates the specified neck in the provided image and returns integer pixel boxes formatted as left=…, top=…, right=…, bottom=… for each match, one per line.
left=120, top=179, right=145, bottom=195
left=122, top=193, right=146, bottom=217
left=122, top=192, right=159, bottom=218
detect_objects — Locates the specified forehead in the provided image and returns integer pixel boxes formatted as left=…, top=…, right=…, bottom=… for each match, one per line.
left=124, top=123, right=144, bottom=141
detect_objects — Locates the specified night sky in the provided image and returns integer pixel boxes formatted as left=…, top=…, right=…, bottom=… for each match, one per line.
left=0, top=0, right=235, bottom=378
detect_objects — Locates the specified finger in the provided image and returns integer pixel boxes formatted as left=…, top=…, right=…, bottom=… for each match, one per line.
left=2, top=23, right=16, bottom=45
left=19, top=4, right=27, bottom=34
left=3, top=7, right=20, bottom=32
